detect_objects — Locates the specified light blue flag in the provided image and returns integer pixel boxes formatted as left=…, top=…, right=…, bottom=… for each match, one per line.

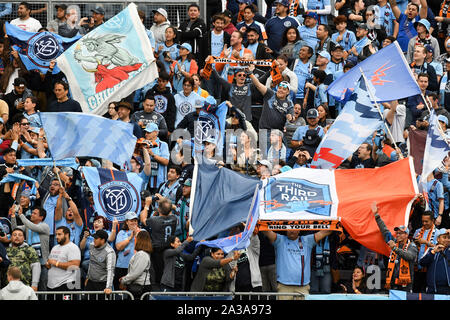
left=17, top=157, right=79, bottom=170
left=55, top=3, right=158, bottom=115
left=82, top=167, right=143, bottom=222
left=420, top=111, right=450, bottom=184
left=5, top=22, right=81, bottom=74
left=327, top=41, right=421, bottom=102
left=311, top=77, right=383, bottom=169
left=40, top=112, right=136, bottom=167
left=195, top=186, right=260, bottom=253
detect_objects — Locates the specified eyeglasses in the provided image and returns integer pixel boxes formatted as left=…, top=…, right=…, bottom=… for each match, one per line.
left=20, top=122, right=30, bottom=126
left=235, top=73, right=246, bottom=77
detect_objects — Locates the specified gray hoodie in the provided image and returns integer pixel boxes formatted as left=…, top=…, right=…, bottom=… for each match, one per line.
left=150, top=20, right=171, bottom=45
left=0, top=280, right=38, bottom=300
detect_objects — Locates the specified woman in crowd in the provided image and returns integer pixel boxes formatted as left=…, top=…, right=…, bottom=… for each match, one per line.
left=119, top=230, right=153, bottom=299
left=170, top=43, right=198, bottom=94
left=190, top=247, right=240, bottom=292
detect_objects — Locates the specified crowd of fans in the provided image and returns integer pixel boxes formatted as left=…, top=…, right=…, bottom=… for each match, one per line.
left=0, top=0, right=449, bottom=300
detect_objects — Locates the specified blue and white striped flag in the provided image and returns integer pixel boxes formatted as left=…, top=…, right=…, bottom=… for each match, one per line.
left=40, top=112, right=137, bottom=167
left=420, top=111, right=450, bottom=184
left=55, top=3, right=158, bottom=115
left=311, top=77, right=384, bottom=169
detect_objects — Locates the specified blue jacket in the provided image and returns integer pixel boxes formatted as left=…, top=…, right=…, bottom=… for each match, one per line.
left=419, top=247, right=450, bottom=294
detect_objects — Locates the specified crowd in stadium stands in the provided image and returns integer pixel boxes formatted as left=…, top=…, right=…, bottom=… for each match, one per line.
left=0, top=0, right=449, bottom=300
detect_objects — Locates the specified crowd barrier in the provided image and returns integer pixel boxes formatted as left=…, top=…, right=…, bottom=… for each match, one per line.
left=36, top=290, right=135, bottom=300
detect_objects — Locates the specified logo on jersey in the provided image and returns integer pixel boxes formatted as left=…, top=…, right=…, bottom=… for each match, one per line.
left=98, top=181, right=140, bottom=220
left=154, top=95, right=168, bottom=113
left=179, top=101, right=193, bottom=115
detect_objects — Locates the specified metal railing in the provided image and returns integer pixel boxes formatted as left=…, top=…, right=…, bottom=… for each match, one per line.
left=36, top=290, right=135, bottom=300
left=140, top=291, right=305, bottom=300
left=1, top=0, right=205, bottom=30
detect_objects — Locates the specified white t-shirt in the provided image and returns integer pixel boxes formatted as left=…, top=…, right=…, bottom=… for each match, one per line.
left=383, top=104, right=406, bottom=144
left=10, top=17, right=42, bottom=32
left=47, top=241, right=81, bottom=289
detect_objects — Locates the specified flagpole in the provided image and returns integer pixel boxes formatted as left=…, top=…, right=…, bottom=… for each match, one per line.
left=359, top=67, right=403, bottom=159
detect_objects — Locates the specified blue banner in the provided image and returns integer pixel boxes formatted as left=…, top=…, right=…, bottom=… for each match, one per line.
left=5, top=22, right=80, bottom=74
left=40, top=112, right=137, bottom=167
left=190, top=161, right=260, bottom=240
left=327, top=41, right=421, bottom=102
left=196, top=187, right=260, bottom=253
left=82, top=167, right=143, bottom=222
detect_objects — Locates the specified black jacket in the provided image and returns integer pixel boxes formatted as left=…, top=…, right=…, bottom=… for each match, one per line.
left=179, top=18, right=207, bottom=61
left=145, top=85, right=177, bottom=133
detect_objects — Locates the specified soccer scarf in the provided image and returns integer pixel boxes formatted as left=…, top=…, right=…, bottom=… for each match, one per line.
left=417, top=225, right=436, bottom=252
left=354, top=36, right=370, bottom=54
left=203, top=56, right=283, bottom=85
left=439, top=0, right=450, bottom=18
left=385, top=240, right=412, bottom=289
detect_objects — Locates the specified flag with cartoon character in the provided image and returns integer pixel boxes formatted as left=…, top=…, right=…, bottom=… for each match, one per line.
left=56, top=3, right=158, bottom=115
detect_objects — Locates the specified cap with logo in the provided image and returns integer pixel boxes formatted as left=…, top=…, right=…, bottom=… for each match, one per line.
left=145, top=122, right=159, bottom=133
left=303, top=11, right=319, bottom=20
left=394, top=225, right=409, bottom=234
left=306, top=108, right=319, bottom=119
left=124, top=211, right=138, bottom=221
left=178, top=43, right=192, bottom=52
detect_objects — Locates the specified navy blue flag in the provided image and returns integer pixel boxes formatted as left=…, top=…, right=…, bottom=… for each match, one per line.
left=5, top=22, right=81, bottom=74
left=196, top=187, right=260, bottom=253
left=189, top=161, right=260, bottom=240
left=82, top=167, right=143, bottom=222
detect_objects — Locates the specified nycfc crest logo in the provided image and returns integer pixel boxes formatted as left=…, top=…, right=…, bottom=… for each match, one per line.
left=195, top=114, right=218, bottom=146
left=28, top=33, right=62, bottom=65
left=99, top=181, right=139, bottom=221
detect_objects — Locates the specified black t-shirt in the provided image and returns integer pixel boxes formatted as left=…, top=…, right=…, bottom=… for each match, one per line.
left=350, top=154, right=376, bottom=168
left=235, top=251, right=251, bottom=289
left=47, top=98, right=82, bottom=112
left=146, top=214, right=178, bottom=248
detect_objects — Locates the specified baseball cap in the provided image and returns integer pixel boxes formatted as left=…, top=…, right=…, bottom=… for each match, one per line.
left=29, top=127, right=40, bottom=134
left=145, top=122, right=159, bottom=133
left=435, top=228, right=448, bottom=238
left=152, top=8, right=168, bottom=20
left=303, top=11, right=319, bottom=20
left=20, top=189, right=31, bottom=198
left=222, top=10, right=232, bottom=19
left=61, top=167, right=73, bottom=177
left=55, top=4, right=67, bottom=10
left=257, top=159, right=273, bottom=171
left=445, top=57, right=450, bottom=64
left=394, top=225, right=409, bottom=234
left=331, top=43, right=344, bottom=51
left=93, top=229, right=108, bottom=241
left=178, top=43, right=192, bottom=52
left=202, top=95, right=217, bottom=110
left=414, top=18, right=430, bottom=33
left=124, top=211, right=138, bottom=220
left=318, top=51, right=331, bottom=61
left=437, top=114, right=448, bottom=125
left=238, top=0, right=253, bottom=4
left=425, top=44, right=434, bottom=54
left=274, top=0, right=290, bottom=7
left=357, top=23, right=368, bottom=30
left=184, top=178, right=192, bottom=187
left=13, top=77, right=26, bottom=87
left=307, top=108, right=319, bottom=119
left=91, top=6, right=105, bottom=15
left=88, top=159, right=101, bottom=168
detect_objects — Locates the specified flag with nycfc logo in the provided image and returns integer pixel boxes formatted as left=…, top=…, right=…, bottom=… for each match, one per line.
left=40, top=112, right=137, bottom=167
left=311, top=78, right=383, bottom=169
left=5, top=22, right=81, bottom=74
left=82, top=167, right=143, bottom=222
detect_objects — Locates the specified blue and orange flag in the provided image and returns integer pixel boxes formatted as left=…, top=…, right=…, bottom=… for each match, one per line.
left=327, top=41, right=421, bottom=102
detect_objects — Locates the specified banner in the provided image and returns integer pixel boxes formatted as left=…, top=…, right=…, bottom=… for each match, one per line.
left=190, top=161, right=260, bottom=240
left=311, top=77, right=383, bottom=169
left=40, top=112, right=136, bottom=167
left=407, top=128, right=427, bottom=175
left=5, top=22, right=81, bottom=74
left=56, top=3, right=158, bottom=115
left=194, top=100, right=227, bottom=157
left=196, top=186, right=260, bottom=253
left=257, top=158, right=419, bottom=256
left=389, top=290, right=450, bottom=300
left=327, top=41, right=421, bottom=102
left=82, top=167, right=143, bottom=222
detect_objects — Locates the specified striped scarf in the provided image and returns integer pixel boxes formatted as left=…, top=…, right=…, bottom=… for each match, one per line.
left=439, top=0, right=450, bottom=18
left=385, top=240, right=412, bottom=289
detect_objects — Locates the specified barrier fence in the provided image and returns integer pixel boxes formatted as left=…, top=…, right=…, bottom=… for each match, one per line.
left=36, top=290, right=135, bottom=300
